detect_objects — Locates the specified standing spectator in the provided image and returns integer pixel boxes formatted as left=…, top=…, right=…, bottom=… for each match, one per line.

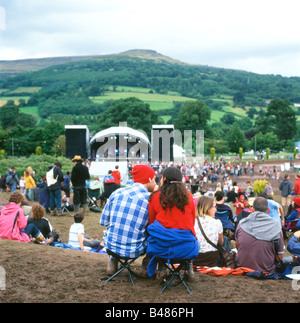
left=19, top=176, right=25, bottom=194
left=279, top=174, right=293, bottom=212
left=36, top=177, right=50, bottom=213
left=235, top=197, right=283, bottom=273
left=264, top=182, right=273, bottom=196
left=62, top=171, right=71, bottom=205
left=0, top=175, right=6, bottom=192
left=294, top=174, right=300, bottom=196
left=5, top=167, right=19, bottom=193
left=46, top=161, right=64, bottom=216
left=245, top=181, right=254, bottom=198
left=71, top=155, right=90, bottom=214
left=24, top=170, right=35, bottom=201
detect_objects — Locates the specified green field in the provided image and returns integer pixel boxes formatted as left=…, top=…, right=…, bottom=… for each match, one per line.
left=91, top=86, right=196, bottom=111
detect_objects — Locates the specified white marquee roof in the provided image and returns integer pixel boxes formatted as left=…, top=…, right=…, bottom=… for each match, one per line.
left=90, top=126, right=150, bottom=145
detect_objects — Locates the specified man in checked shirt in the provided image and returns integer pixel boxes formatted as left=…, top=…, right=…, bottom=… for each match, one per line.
left=100, top=164, right=157, bottom=277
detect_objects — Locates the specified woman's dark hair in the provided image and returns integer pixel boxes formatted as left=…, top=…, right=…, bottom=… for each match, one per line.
left=157, top=166, right=189, bottom=212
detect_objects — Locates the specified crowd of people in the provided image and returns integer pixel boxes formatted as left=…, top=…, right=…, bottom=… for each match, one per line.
left=1, top=157, right=300, bottom=281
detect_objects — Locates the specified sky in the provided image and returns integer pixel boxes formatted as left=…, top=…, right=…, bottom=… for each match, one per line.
left=1, top=0, right=300, bottom=77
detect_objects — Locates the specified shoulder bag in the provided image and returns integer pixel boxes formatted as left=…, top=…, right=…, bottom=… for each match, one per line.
left=196, top=217, right=237, bottom=269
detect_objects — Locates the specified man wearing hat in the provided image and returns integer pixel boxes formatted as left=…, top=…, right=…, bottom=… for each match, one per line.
left=71, top=156, right=90, bottom=213
left=100, top=164, right=157, bottom=276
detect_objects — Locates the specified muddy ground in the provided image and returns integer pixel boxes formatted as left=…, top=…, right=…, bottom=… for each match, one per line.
left=1, top=159, right=300, bottom=304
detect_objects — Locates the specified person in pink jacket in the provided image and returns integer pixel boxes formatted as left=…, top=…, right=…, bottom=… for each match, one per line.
left=0, top=192, right=46, bottom=243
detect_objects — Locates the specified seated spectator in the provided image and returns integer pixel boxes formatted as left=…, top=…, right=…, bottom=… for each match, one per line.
left=235, top=196, right=284, bottom=273
left=27, top=204, right=54, bottom=243
left=259, top=192, right=285, bottom=226
left=215, top=190, right=235, bottom=232
left=193, top=196, right=223, bottom=267
left=287, top=231, right=300, bottom=259
left=285, top=197, right=300, bottom=230
left=100, top=164, right=157, bottom=276
left=111, top=165, right=121, bottom=187
left=233, top=195, right=247, bottom=218
left=147, top=167, right=199, bottom=281
left=0, top=192, right=48, bottom=244
left=68, top=212, right=101, bottom=250
left=103, top=170, right=114, bottom=184
left=89, top=176, right=103, bottom=191
left=102, top=178, right=120, bottom=200
left=226, top=188, right=237, bottom=203
left=236, top=197, right=255, bottom=226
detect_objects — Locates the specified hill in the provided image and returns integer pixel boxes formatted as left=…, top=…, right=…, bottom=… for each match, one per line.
left=0, top=49, right=186, bottom=80
left=0, top=49, right=299, bottom=156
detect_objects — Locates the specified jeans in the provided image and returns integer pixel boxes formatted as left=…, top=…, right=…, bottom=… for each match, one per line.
left=24, top=223, right=40, bottom=238
left=24, top=188, right=33, bottom=201
left=49, top=189, right=62, bottom=211
left=83, top=235, right=101, bottom=249
left=8, top=184, right=16, bottom=192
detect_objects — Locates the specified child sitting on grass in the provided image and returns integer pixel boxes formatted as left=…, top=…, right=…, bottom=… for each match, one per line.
left=68, top=212, right=101, bottom=250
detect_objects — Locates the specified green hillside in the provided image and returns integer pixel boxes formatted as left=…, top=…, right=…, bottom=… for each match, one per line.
left=0, top=49, right=299, bottom=156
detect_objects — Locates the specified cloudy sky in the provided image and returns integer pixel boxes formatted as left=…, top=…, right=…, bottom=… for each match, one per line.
left=1, top=0, right=300, bottom=77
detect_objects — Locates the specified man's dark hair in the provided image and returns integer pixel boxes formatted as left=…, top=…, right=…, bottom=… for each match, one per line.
left=215, top=190, right=224, bottom=201
left=253, top=197, right=269, bottom=213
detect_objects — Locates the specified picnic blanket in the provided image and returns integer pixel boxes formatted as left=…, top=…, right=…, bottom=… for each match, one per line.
left=194, top=266, right=254, bottom=276
left=194, top=265, right=291, bottom=280
left=51, top=242, right=107, bottom=254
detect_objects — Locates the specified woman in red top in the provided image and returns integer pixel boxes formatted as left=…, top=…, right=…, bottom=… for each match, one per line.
left=148, top=166, right=196, bottom=281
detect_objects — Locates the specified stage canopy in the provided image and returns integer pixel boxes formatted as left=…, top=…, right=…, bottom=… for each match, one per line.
left=89, top=126, right=151, bottom=161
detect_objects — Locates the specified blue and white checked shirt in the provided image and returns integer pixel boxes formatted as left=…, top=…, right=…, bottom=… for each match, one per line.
left=100, top=183, right=150, bottom=258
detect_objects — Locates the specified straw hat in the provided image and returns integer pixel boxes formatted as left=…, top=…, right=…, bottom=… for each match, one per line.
left=72, top=155, right=83, bottom=162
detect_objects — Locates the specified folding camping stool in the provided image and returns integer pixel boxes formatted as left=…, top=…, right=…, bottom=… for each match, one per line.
left=104, top=249, right=141, bottom=286
left=157, top=258, right=192, bottom=295
left=87, top=188, right=101, bottom=209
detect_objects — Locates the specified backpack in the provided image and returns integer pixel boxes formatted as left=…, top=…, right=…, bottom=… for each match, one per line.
left=6, top=173, right=14, bottom=186
left=46, top=166, right=58, bottom=186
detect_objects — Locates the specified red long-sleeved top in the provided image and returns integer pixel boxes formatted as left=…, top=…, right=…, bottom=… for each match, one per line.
left=148, top=191, right=196, bottom=237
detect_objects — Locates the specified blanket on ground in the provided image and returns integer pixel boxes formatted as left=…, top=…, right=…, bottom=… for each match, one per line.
left=195, top=266, right=291, bottom=280
left=194, top=266, right=254, bottom=276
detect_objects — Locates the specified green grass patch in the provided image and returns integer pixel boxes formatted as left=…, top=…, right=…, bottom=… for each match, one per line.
left=91, top=87, right=196, bottom=111
left=19, top=106, right=39, bottom=118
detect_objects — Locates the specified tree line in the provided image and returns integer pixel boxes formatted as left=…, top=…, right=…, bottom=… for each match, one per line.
left=0, top=96, right=297, bottom=157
